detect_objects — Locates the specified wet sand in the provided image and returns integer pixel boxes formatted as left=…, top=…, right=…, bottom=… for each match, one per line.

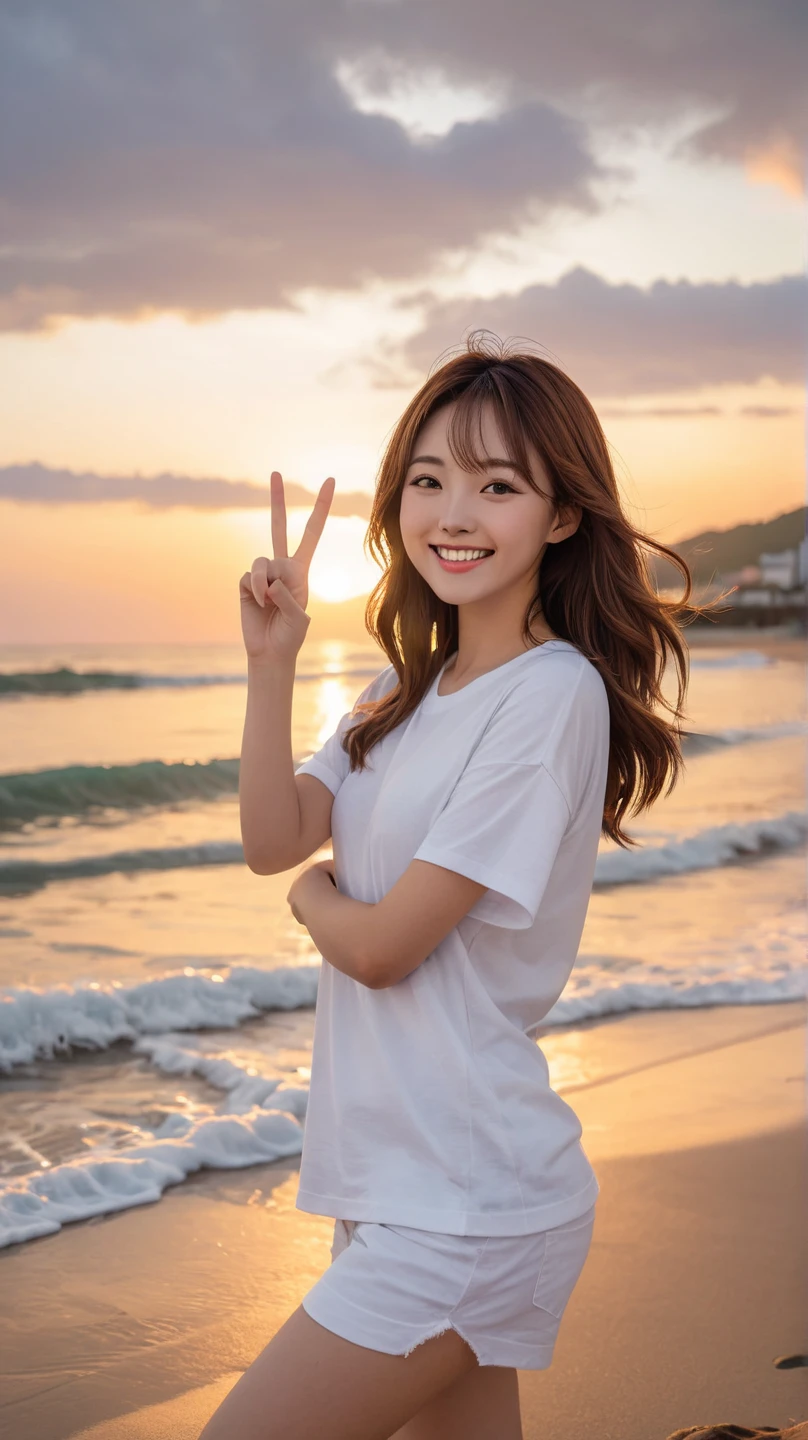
left=1, top=1001, right=805, bottom=1440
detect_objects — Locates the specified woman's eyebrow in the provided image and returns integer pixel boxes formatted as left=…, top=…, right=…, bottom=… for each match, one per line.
left=407, top=454, right=519, bottom=470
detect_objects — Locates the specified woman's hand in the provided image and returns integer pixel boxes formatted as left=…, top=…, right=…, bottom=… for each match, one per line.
left=286, top=859, right=337, bottom=925
left=239, top=470, right=335, bottom=665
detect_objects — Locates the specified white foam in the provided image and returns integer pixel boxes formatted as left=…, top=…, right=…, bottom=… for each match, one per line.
left=133, top=1033, right=310, bottom=1119
left=0, top=1096, right=307, bottom=1249
left=0, top=1031, right=311, bottom=1248
left=541, top=966, right=807, bottom=1029
left=2, top=811, right=805, bottom=1074
left=0, top=964, right=319, bottom=1072
left=2, top=952, right=804, bottom=1249
left=595, top=810, right=807, bottom=886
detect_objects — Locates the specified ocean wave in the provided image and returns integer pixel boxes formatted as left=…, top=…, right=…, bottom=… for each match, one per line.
left=0, top=841, right=246, bottom=892
left=0, top=964, right=320, bottom=1072
left=0, top=1022, right=313, bottom=1248
left=0, top=758, right=241, bottom=829
left=3, top=720, right=801, bottom=831
left=1, top=958, right=804, bottom=1249
left=681, top=720, right=807, bottom=755
left=0, top=646, right=778, bottom=698
left=595, top=810, right=807, bottom=886
left=3, top=899, right=805, bottom=1084
left=1, top=806, right=804, bottom=897
left=0, top=662, right=383, bottom=697
left=0, top=1083, right=308, bottom=1249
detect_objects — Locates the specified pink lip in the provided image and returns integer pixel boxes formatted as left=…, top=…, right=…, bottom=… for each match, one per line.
left=430, top=545, right=494, bottom=574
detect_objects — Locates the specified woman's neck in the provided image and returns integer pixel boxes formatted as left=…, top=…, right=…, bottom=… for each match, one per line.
left=443, top=623, right=561, bottom=687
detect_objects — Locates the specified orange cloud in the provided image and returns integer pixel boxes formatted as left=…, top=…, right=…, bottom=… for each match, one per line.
left=745, top=132, right=804, bottom=197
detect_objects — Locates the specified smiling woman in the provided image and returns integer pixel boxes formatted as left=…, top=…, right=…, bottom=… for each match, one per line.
left=202, top=331, right=737, bottom=1440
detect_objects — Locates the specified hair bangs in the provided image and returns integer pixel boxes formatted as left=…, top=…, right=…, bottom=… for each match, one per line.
left=443, top=371, right=555, bottom=508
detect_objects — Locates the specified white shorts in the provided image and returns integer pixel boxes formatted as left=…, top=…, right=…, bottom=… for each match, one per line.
left=301, top=1203, right=596, bottom=1371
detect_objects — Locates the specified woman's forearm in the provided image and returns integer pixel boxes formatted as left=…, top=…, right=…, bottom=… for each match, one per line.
left=239, top=657, right=301, bottom=872
left=296, top=875, right=380, bottom=987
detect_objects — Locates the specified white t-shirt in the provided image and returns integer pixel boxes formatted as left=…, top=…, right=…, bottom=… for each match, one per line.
left=293, top=639, right=610, bottom=1236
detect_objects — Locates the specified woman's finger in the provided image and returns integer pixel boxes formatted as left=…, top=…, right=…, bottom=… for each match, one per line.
left=270, top=471, right=288, bottom=562
left=293, top=476, right=335, bottom=572
left=268, top=577, right=310, bottom=627
left=249, top=556, right=270, bottom=607
left=239, top=571, right=256, bottom=604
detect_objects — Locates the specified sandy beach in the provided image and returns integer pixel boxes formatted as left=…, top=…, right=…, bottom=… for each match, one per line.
left=2, top=998, right=805, bottom=1440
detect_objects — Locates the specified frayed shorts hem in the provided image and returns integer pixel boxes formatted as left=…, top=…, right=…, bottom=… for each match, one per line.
left=301, top=1288, right=556, bottom=1371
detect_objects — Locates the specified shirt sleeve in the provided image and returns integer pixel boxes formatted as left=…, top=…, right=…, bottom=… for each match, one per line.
left=412, top=759, right=571, bottom=930
left=412, top=662, right=595, bottom=930
left=294, top=665, right=396, bottom=798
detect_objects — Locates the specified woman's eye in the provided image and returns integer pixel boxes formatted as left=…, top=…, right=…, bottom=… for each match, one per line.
left=410, top=476, right=516, bottom=494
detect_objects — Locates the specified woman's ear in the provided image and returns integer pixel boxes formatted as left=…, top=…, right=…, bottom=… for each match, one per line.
left=549, top=502, right=583, bottom=544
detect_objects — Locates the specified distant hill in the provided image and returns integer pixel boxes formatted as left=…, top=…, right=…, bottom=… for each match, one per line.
left=652, top=506, right=806, bottom=589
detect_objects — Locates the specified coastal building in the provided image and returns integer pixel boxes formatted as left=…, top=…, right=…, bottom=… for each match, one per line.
left=691, top=538, right=806, bottom=630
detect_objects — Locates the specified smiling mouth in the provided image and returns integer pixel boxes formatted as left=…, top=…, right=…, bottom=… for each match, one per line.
left=429, top=545, right=495, bottom=561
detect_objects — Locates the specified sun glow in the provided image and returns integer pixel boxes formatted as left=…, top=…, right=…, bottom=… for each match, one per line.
left=222, top=509, right=380, bottom=604
left=744, top=132, right=804, bottom=198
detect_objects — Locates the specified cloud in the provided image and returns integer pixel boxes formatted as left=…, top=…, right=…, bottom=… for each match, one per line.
left=0, top=463, right=372, bottom=517
left=346, top=1, right=807, bottom=185
left=0, top=3, right=601, bottom=331
left=390, top=267, right=807, bottom=397
left=739, top=404, right=801, bottom=418
left=1, top=2, right=803, bottom=331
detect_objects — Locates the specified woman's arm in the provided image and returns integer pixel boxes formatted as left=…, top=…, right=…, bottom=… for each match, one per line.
left=288, top=860, right=487, bottom=988
left=238, top=469, right=336, bottom=872
left=240, top=656, right=302, bottom=872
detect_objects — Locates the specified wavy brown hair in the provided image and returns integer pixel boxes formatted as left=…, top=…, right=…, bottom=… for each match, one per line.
left=343, top=333, right=729, bottom=848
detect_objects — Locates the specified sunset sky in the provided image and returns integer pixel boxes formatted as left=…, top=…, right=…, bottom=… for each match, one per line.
left=0, top=2, right=805, bottom=643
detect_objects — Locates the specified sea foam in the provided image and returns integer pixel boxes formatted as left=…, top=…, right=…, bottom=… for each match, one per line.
left=1, top=955, right=804, bottom=1249
left=0, top=965, right=319, bottom=1072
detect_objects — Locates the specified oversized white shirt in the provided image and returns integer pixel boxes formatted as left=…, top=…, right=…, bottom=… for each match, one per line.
left=293, top=640, right=610, bottom=1235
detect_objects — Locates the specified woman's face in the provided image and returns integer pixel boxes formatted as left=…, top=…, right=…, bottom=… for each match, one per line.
left=398, top=400, right=579, bottom=606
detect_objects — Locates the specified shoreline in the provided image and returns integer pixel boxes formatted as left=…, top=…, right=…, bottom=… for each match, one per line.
left=1, top=1000, right=805, bottom=1440
left=683, top=626, right=805, bottom=663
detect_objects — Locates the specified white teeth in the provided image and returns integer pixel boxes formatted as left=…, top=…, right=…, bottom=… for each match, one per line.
left=434, top=547, right=492, bottom=561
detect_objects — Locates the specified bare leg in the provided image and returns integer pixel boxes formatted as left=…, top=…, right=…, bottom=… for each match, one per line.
left=388, top=1364, right=523, bottom=1440
left=197, top=1303, right=480, bottom=1440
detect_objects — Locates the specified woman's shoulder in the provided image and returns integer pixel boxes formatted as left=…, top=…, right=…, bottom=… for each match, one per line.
left=353, top=661, right=399, bottom=708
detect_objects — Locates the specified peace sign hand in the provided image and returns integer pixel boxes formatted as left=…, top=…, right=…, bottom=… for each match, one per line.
left=239, top=471, right=335, bottom=664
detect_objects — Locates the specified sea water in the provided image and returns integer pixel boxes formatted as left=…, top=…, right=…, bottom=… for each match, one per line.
left=0, top=636, right=805, bottom=1247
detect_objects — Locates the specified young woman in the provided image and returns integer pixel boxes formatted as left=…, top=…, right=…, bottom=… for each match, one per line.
left=201, top=336, right=703, bottom=1440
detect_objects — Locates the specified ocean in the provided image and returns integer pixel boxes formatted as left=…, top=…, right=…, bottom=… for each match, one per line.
left=0, top=635, right=805, bottom=1249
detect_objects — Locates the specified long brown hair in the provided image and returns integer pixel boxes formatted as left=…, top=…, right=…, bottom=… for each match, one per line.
left=344, top=333, right=728, bottom=848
